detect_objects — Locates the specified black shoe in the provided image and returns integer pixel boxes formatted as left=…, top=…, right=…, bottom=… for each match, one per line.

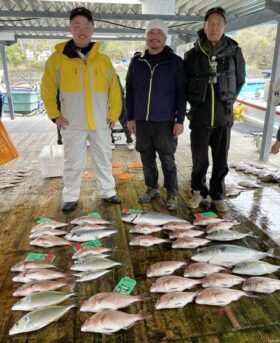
left=61, top=201, right=78, bottom=212
left=57, top=139, right=63, bottom=145
left=139, top=187, right=160, bottom=203
left=102, top=195, right=121, bottom=204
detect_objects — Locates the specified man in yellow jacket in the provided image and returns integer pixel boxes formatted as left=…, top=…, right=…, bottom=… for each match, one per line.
left=41, top=6, right=122, bottom=212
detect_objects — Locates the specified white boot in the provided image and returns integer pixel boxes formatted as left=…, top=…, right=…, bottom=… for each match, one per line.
left=187, top=191, right=204, bottom=208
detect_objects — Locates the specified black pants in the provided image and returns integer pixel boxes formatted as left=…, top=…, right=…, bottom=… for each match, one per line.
left=111, top=110, right=133, bottom=144
left=190, top=126, right=231, bottom=200
left=136, top=121, right=178, bottom=196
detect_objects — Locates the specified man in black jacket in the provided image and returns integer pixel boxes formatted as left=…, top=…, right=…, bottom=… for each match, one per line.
left=126, top=19, right=186, bottom=210
left=184, top=7, right=245, bottom=212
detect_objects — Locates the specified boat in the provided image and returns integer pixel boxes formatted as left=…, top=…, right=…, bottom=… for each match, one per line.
left=235, top=78, right=280, bottom=129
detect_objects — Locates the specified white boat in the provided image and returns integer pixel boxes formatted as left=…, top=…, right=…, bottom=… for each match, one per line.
left=235, top=97, right=280, bottom=129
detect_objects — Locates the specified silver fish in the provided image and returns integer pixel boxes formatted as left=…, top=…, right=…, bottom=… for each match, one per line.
left=195, top=287, right=255, bottom=306
left=206, top=229, right=255, bottom=241
left=70, top=224, right=111, bottom=232
left=201, top=273, right=245, bottom=288
left=129, top=225, right=163, bottom=235
left=74, top=270, right=112, bottom=282
left=65, top=229, right=117, bottom=242
left=205, top=220, right=240, bottom=233
left=150, top=276, right=201, bottom=293
left=238, top=180, right=262, bottom=189
left=172, top=238, right=210, bottom=249
left=30, top=236, right=73, bottom=248
left=71, top=257, right=121, bottom=272
left=129, top=235, right=170, bottom=247
left=71, top=216, right=112, bottom=225
left=29, top=228, right=68, bottom=238
left=232, top=261, right=280, bottom=275
left=169, top=229, right=205, bottom=239
left=193, top=217, right=224, bottom=226
left=242, top=277, right=280, bottom=293
left=226, top=188, right=242, bottom=197
left=183, top=263, right=227, bottom=278
left=81, top=310, right=149, bottom=334
left=122, top=211, right=188, bottom=226
left=147, top=261, right=186, bottom=277
left=9, top=305, right=75, bottom=335
left=31, top=221, right=68, bottom=233
left=11, top=260, right=57, bottom=272
left=155, top=291, right=197, bottom=309
left=80, top=292, right=149, bottom=312
left=12, top=291, right=75, bottom=311
left=72, top=247, right=112, bottom=259
left=191, top=244, right=279, bottom=267
left=12, top=269, right=68, bottom=283
left=13, top=279, right=70, bottom=297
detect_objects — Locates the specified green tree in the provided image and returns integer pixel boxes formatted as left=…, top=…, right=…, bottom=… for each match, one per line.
left=234, top=24, right=276, bottom=69
left=5, top=44, right=25, bottom=68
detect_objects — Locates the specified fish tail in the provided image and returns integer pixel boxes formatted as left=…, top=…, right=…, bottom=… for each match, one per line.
left=137, top=310, right=151, bottom=320
left=137, top=293, right=150, bottom=302
left=245, top=291, right=259, bottom=299
left=267, top=248, right=280, bottom=260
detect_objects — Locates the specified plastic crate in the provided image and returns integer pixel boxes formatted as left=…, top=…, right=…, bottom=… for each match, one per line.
left=39, top=145, right=64, bottom=178
left=0, top=121, right=18, bottom=165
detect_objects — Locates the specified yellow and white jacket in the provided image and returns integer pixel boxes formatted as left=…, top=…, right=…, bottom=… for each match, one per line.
left=41, top=40, right=121, bottom=130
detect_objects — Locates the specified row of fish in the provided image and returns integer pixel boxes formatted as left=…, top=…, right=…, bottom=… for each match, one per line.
left=231, top=161, right=280, bottom=183
left=123, top=211, right=280, bottom=311
left=0, top=169, right=31, bottom=190
left=10, top=216, right=124, bottom=335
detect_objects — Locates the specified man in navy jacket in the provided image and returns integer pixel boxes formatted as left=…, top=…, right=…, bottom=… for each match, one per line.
left=126, top=19, right=186, bottom=210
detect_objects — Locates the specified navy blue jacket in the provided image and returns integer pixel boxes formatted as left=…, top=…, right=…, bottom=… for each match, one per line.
left=126, top=46, right=186, bottom=124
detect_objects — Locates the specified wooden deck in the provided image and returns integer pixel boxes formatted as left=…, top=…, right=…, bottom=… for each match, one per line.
left=1, top=114, right=280, bottom=343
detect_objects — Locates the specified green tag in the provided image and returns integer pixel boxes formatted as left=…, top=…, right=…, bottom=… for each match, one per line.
left=36, top=217, right=54, bottom=224
left=122, top=208, right=144, bottom=215
left=194, top=211, right=218, bottom=219
left=82, top=240, right=102, bottom=248
left=72, top=240, right=102, bottom=251
left=87, top=212, right=102, bottom=218
left=25, top=253, right=56, bottom=263
left=114, top=277, right=136, bottom=295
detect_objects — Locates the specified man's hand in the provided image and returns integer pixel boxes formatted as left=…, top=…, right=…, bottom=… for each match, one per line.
left=271, top=141, right=280, bottom=154
left=173, top=123, right=184, bottom=138
left=55, top=116, right=69, bottom=129
left=107, top=119, right=115, bottom=129
left=128, top=120, right=136, bottom=134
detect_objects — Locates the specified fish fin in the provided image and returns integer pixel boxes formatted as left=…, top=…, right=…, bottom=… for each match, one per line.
left=267, top=248, right=280, bottom=260
left=137, top=293, right=150, bottom=302
left=208, top=257, right=232, bottom=267
left=248, top=233, right=259, bottom=239
left=245, top=291, right=259, bottom=299
left=137, top=310, right=151, bottom=321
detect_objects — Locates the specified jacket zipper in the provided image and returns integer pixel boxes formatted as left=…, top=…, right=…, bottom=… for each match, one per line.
left=198, top=40, right=215, bottom=127
left=140, top=58, right=168, bottom=121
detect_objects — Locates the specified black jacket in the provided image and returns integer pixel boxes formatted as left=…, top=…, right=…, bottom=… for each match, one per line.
left=184, top=30, right=246, bottom=129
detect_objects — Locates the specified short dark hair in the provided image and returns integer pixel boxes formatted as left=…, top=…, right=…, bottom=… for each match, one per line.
left=70, top=7, right=93, bottom=22
left=205, top=7, right=227, bottom=22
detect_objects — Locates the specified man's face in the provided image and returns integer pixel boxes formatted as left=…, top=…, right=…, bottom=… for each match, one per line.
left=70, top=15, right=93, bottom=48
left=203, top=13, right=227, bottom=45
left=146, top=29, right=166, bottom=53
